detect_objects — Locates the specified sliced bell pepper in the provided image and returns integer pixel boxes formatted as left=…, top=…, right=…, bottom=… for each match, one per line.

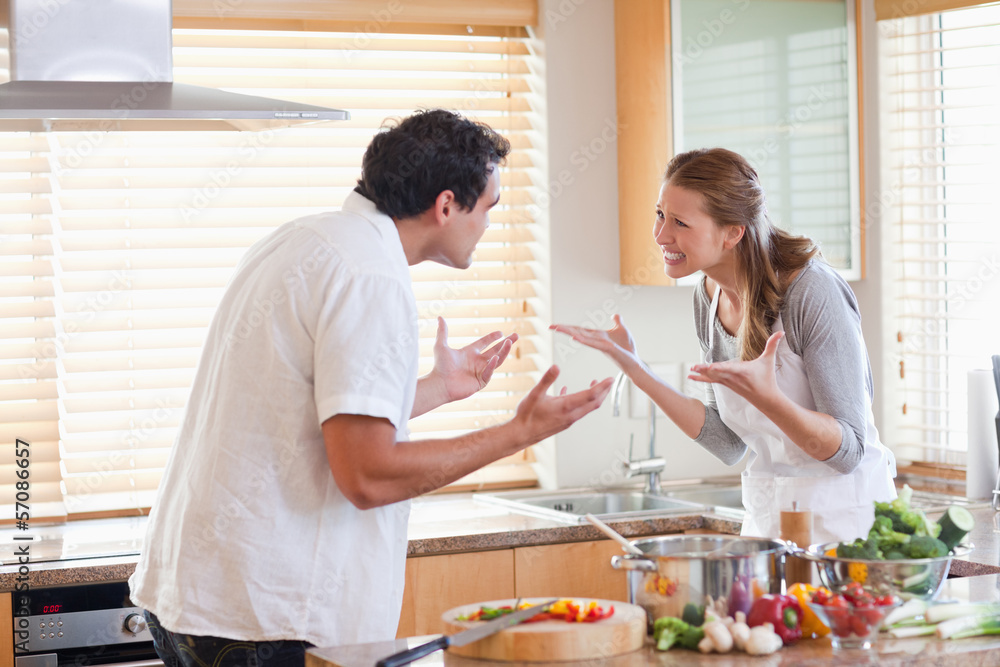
left=788, top=583, right=831, bottom=638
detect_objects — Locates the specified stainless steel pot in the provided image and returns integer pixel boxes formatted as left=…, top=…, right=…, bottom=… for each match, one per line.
left=610, top=535, right=791, bottom=631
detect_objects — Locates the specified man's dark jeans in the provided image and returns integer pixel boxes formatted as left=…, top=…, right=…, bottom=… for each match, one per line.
left=143, top=610, right=312, bottom=667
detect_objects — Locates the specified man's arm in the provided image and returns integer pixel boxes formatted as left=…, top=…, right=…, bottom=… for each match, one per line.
left=325, top=366, right=612, bottom=509
left=410, top=317, right=516, bottom=418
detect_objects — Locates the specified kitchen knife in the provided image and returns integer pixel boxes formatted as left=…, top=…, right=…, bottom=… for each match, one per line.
left=375, top=599, right=557, bottom=667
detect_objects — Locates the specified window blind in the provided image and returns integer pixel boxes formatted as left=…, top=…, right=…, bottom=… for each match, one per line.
left=881, top=4, right=1000, bottom=467
left=0, top=23, right=544, bottom=519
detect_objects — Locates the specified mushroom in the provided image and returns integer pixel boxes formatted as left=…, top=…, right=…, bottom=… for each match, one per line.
left=697, top=620, right=735, bottom=653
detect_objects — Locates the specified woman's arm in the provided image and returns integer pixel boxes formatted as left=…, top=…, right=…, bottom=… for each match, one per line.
left=549, top=314, right=747, bottom=465
left=782, top=263, right=871, bottom=473
left=688, top=263, right=870, bottom=470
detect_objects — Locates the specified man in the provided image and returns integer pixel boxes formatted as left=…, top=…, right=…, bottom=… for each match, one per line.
left=129, top=109, right=612, bottom=666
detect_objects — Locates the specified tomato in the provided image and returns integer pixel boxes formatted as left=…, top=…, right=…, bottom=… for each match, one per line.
left=850, top=615, right=871, bottom=637
left=826, top=595, right=850, bottom=609
left=827, top=609, right=852, bottom=637
left=861, top=607, right=884, bottom=626
left=811, top=589, right=831, bottom=605
left=875, top=595, right=896, bottom=607
left=853, top=593, right=875, bottom=607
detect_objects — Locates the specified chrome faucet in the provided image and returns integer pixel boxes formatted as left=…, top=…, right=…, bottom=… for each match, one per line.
left=611, top=370, right=666, bottom=494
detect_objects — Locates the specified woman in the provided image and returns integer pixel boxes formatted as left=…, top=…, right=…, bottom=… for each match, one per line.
left=552, top=148, right=896, bottom=543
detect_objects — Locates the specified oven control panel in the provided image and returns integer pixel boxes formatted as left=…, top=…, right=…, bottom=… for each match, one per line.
left=19, top=607, right=152, bottom=653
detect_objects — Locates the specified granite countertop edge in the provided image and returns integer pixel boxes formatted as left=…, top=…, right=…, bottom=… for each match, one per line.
left=0, top=509, right=735, bottom=591
left=3, top=502, right=997, bottom=591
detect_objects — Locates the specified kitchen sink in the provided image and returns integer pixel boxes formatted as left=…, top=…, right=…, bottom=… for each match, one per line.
left=663, top=485, right=744, bottom=510
left=475, top=481, right=984, bottom=525
left=475, top=488, right=711, bottom=524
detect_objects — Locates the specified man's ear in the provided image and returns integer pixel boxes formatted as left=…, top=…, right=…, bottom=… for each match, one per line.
left=432, top=190, right=457, bottom=227
left=724, top=225, right=746, bottom=250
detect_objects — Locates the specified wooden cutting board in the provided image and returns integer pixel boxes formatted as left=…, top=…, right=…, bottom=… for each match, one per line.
left=441, top=598, right=646, bottom=662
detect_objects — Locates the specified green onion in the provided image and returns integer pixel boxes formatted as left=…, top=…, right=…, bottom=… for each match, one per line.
left=884, top=598, right=927, bottom=627
left=925, top=603, right=1000, bottom=624
left=888, top=624, right=937, bottom=638
left=935, top=613, right=1000, bottom=640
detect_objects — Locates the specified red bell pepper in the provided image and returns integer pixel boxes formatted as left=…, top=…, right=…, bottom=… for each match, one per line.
left=747, top=594, right=803, bottom=645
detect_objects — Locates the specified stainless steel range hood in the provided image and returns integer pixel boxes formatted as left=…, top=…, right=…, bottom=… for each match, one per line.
left=0, top=0, right=350, bottom=131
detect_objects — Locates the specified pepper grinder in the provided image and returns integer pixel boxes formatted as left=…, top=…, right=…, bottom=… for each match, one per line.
left=780, top=501, right=814, bottom=586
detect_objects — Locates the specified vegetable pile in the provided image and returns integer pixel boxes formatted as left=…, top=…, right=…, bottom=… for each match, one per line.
left=807, top=581, right=899, bottom=640
left=651, top=594, right=801, bottom=656
left=456, top=599, right=614, bottom=623
left=835, top=485, right=974, bottom=560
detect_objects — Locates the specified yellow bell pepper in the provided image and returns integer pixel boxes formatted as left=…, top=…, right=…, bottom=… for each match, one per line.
left=788, top=583, right=831, bottom=638
left=848, top=562, right=868, bottom=584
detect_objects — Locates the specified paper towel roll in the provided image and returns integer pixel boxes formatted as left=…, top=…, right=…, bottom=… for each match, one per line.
left=967, top=369, right=1000, bottom=500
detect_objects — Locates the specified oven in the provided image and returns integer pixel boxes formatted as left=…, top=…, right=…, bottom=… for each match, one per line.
left=12, top=581, right=161, bottom=667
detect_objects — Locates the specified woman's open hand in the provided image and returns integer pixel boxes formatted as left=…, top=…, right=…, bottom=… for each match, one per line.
left=549, top=314, right=639, bottom=371
left=688, top=331, right=785, bottom=409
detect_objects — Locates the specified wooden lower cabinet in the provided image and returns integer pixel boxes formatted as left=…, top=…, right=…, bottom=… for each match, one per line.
left=0, top=593, right=14, bottom=667
left=513, top=540, right=629, bottom=602
left=396, top=549, right=515, bottom=638
left=1, top=592, right=12, bottom=667
left=396, top=539, right=635, bottom=637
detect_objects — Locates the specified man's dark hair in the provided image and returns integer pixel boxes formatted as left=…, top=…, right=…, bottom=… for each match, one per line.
left=355, top=109, right=511, bottom=219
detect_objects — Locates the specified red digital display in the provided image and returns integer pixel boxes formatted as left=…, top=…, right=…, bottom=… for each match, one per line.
left=42, top=604, right=62, bottom=614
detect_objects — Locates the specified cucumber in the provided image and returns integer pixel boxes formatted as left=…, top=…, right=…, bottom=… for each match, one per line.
left=936, top=505, right=974, bottom=551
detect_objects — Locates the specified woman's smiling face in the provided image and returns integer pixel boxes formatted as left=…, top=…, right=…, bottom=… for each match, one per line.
left=653, top=182, right=736, bottom=280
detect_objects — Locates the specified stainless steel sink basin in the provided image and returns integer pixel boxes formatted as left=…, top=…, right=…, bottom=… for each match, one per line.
left=475, top=482, right=984, bottom=526
left=664, top=485, right=744, bottom=510
left=476, top=481, right=750, bottom=524
left=475, top=488, right=706, bottom=524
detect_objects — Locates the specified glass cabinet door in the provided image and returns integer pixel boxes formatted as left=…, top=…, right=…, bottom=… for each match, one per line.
left=670, top=0, right=861, bottom=278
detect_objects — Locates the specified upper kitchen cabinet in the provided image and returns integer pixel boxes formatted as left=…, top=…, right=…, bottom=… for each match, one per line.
left=615, top=0, right=864, bottom=285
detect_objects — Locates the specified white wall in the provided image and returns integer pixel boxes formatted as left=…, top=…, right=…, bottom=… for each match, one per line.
left=538, top=0, right=885, bottom=489
left=540, top=0, right=737, bottom=489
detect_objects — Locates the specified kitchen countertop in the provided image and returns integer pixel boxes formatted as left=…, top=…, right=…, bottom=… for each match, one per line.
left=0, top=494, right=740, bottom=590
left=2, top=490, right=999, bottom=589
left=307, top=575, right=1000, bottom=667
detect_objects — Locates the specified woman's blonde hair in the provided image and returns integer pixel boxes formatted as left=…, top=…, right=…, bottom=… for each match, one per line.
left=664, top=148, right=818, bottom=361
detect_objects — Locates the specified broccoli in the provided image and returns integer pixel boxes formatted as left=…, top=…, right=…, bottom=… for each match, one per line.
left=836, top=536, right=881, bottom=560
left=868, top=515, right=912, bottom=550
left=653, top=616, right=705, bottom=651
left=681, top=602, right=705, bottom=627
left=874, top=504, right=918, bottom=535
left=884, top=549, right=907, bottom=560
left=904, top=535, right=949, bottom=559
left=874, top=485, right=942, bottom=538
